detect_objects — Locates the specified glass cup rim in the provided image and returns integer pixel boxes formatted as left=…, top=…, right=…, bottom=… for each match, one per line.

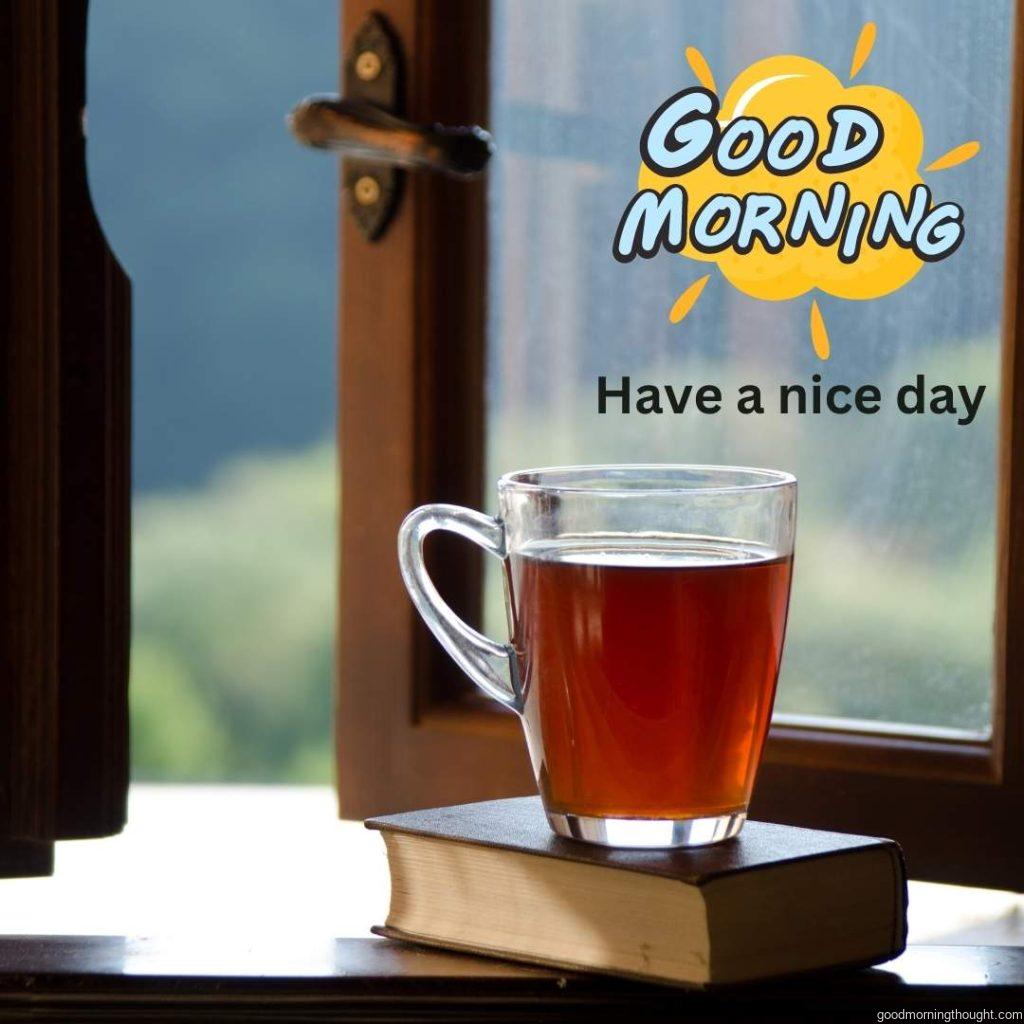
left=497, top=463, right=797, bottom=496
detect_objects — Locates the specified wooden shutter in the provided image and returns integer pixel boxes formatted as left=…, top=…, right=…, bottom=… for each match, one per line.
left=1, top=0, right=130, bottom=876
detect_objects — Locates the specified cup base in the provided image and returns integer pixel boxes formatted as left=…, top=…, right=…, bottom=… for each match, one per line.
left=546, top=809, right=745, bottom=849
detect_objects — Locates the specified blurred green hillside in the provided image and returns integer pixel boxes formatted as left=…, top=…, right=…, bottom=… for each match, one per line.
left=131, top=442, right=336, bottom=782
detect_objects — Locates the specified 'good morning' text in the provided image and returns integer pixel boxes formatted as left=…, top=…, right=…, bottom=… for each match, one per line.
left=612, top=88, right=964, bottom=264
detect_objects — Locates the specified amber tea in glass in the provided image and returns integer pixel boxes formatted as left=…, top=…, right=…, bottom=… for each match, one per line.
left=399, top=465, right=796, bottom=848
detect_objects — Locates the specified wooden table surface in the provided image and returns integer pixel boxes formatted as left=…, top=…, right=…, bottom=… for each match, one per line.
left=0, top=936, right=1020, bottom=1022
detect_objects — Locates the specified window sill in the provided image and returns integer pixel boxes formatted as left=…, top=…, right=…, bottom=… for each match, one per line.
left=0, top=784, right=1019, bottom=947
left=0, top=938, right=1018, bottom=1022
left=0, top=785, right=388, bottom=940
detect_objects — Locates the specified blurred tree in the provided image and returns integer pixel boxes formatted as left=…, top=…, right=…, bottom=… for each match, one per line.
left=131, top=442, right=336, bottom=782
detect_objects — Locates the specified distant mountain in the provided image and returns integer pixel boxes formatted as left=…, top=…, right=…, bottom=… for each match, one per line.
left=86, top=0, right=338, bottom=490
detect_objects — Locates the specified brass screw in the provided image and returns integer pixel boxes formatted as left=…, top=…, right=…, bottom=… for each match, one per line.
left=354, top=50, right=383, bottom=82
left=353, top=175, right=381, bottom=206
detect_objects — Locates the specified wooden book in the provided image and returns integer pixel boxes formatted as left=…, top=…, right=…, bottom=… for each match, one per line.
left=367, top=797, right=907, bottom=988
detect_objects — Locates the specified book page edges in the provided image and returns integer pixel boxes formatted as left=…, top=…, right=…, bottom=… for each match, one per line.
left=379, top=831, right=905, bottom=987
left=381, top=831, right=711, bottom=985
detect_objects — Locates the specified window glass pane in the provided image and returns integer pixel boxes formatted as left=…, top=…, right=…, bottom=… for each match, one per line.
left=88, top=0, right=338, bottom=780
left=485, top=0, right=1013, bottom=734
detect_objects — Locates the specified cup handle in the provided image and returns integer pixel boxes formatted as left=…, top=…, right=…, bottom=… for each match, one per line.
left=398, top=504, right=522, bottom=713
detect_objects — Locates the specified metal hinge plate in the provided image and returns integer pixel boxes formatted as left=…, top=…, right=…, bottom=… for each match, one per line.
left=343, top=13, right=403, bottom=241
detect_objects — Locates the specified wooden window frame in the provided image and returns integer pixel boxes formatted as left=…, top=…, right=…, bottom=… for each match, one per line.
left=337, top=0, right=1024, bottom=889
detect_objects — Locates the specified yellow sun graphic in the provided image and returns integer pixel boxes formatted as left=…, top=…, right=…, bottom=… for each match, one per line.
left=637, top=23, right=979, bottom=359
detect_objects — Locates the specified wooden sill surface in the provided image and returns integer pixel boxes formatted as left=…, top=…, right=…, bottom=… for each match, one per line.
left=0, top=787, right=1021, bottom=1018
left=2, top=786, right=1024, bottom=946
left=3, top=785, right=1021, bottom=945
left=0, top=937, right=1019, bottom=1022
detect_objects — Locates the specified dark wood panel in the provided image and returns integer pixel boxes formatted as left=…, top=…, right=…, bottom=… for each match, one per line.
left=52, top=0, right=131, bottom=841
left=0, top=938, right=1019, bottom=1022
left=752, top=762, right=1024, bottom=890
left=412, top=0, right=490, bottom=713
left=1, top=0, right=61, bottom=863
left=996, top=0, right=1024, bottom=794
left=0, top=842, right=54, bottom=881
left=0, top=0, right=130, bottom=866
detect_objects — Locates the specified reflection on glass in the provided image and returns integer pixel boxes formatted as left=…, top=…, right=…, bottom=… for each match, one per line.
left=485, top=0, right=1013, bottom=734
